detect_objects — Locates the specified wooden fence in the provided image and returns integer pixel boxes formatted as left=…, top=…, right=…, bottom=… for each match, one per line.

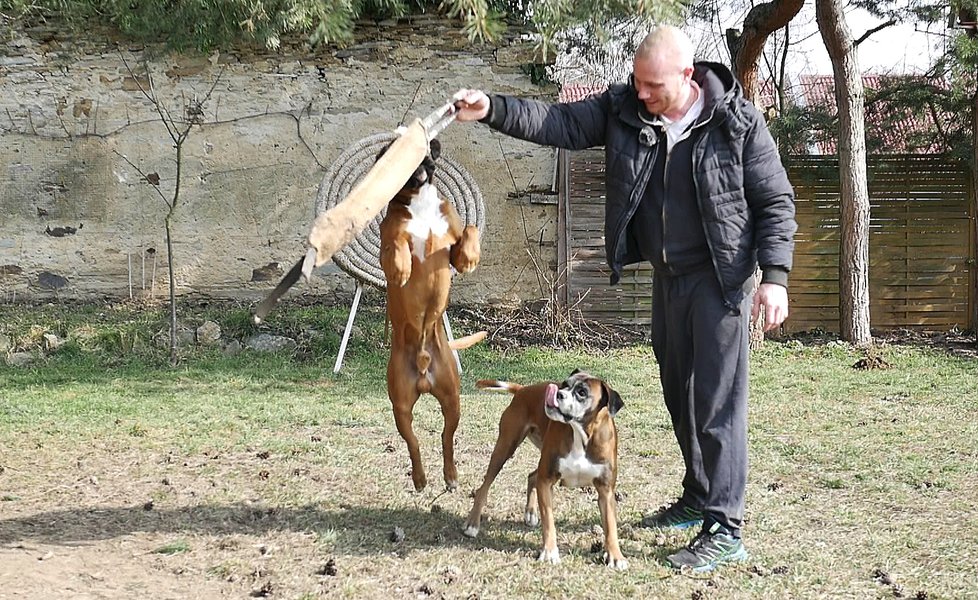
left=558, top=149, right=652, bottom=327
left=788, top=154, right=975, bottom=333
left=559, top=150, right=976, bottom=333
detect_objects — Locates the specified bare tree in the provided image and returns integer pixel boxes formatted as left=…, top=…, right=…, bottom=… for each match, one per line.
left=116, top=55, right=225, bottom=364
left=816, top=0, right=872, bottom=346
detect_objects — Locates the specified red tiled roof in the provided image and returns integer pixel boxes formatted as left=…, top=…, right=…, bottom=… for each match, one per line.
left=560, top=75, right=953, bottom=155
left=558, top=82, right=607, bottom=103
left=797, top=74, right=950, bottom=154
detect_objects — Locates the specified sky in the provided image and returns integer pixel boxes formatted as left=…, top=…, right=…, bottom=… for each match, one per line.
left=549, top=4, right=951, bottom=87
left=689, top=3, right=948, bottom=77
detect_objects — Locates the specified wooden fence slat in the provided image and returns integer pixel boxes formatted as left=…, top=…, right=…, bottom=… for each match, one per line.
left=560, top=151, right=975, bottom=333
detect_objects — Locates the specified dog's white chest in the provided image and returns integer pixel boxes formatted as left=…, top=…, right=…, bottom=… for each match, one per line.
left=558, top=450, right=607, bottom=488
left=557, top=424, right=608, bottom=487
left=405, top=184, right=449, bottom=260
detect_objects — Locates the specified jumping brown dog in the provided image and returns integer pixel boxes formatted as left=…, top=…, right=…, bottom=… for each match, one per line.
left=462, top=370, right=628, bottom=569
left=378, top=138, right=482, bottom=492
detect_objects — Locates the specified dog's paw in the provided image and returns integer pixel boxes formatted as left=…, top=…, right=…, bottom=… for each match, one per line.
left=537, top=548, right=561, bottom=564
left=462, top=524, right=479, bottom=538
left=604, top=553, right=629, bottom=571
left=524, top=509, right=539, bottom=528
left=451, top=227, right=480, bottom=273
left=392, top=249, right=412, bottom=286
left=445, top=479, right=458, bottom=493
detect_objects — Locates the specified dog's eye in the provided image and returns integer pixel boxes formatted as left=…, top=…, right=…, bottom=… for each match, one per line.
left=575, top=386, right=588, bottom=400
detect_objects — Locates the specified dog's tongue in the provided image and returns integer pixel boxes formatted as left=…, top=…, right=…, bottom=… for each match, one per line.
left=544, top=383, right=558, bottom=408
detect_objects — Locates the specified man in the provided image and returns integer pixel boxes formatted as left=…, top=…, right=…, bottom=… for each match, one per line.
left=454, top=24, right=796, bottom=572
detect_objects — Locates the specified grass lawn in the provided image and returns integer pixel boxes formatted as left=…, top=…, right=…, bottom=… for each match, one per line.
left=0, top=300, right=976, bottom=599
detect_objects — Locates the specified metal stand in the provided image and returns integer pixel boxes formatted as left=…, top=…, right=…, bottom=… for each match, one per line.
left=333, top=283, right=364, bottom=373
left=333, top=282, right=462, bottom=374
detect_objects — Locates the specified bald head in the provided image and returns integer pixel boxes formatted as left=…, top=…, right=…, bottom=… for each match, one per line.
left=635, top=26, right=695, bottom=71
left=632, top=26, right=697, bottom=120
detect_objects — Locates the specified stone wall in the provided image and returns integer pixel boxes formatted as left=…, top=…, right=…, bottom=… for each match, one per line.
left=0, top=18, right=561, bottom=307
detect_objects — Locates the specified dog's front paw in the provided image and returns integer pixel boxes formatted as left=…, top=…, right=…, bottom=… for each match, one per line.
left=462, top=524, right=479, bottom=538
left=451, top=226, right=480, bottom=273
left=382, top=245, right=413, bottom=287
left=604, top=553, right=629, bottom=571
left=537, top=547, right=560, bottom=564
left=524, top=509, right=539, bottom=528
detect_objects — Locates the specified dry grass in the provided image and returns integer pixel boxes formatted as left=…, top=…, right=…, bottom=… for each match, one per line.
left=0, top=302, right=976, bottom=599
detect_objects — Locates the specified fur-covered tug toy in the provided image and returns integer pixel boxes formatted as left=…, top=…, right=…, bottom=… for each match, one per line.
left=252, top=101, right=459, bottom=324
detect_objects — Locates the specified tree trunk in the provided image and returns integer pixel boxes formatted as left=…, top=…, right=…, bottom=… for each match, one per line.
left=816, top=0, right=873, bottom=346
left=726, top=0, right=805, bottom=104
left=726, top=0, right=804, bottom=349
left=972, top=82, right=978, bottom=346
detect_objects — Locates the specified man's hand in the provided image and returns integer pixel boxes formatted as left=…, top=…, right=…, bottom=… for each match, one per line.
left=452, top=89, right=490, bottom=122
left=752, top=283, right=788, bottom=332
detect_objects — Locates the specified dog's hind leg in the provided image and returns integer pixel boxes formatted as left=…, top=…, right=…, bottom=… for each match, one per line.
left=524, top=469, right=539, bottom=527
left=389, top=364, right=426, bottom=491
left=463, top=409, right=530, bottom=537
left=429, top=353, right=461, bottom=492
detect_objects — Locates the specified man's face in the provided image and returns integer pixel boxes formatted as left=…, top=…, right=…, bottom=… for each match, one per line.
left=632, top=53, right=693, bottom=117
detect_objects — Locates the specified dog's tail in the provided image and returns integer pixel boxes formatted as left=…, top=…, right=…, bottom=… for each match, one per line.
left=449, top=330, right=487, bottom=351
left=476, top=379, right=523, bottom=394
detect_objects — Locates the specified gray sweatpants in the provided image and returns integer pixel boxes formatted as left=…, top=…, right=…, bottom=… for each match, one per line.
left=650, top=267, right=750, bottom=537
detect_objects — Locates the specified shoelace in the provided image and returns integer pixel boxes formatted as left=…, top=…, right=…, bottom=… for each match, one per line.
left=688, top=532, right=727, bottom=559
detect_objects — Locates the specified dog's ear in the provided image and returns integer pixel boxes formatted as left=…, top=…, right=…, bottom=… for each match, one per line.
left=428, top=139, right=441, bottom=161
left=600, top=382, right=624, bottom=417
left=569, top=368, right=582, bottom=377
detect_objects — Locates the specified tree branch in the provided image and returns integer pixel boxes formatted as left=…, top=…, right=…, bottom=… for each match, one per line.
left=855, top=19, right=897, bottom=47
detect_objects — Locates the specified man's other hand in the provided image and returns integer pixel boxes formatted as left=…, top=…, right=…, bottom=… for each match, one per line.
left=752, top=283, right=788, bottom=332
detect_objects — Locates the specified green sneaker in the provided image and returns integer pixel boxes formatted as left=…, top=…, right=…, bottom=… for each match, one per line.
left=640, top=500, right=704, bottom=531
left=666, top=522, right=749, bottom=573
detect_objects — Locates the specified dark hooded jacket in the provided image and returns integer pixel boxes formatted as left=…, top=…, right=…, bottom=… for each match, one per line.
left=481, top=61, right=797, bottom=309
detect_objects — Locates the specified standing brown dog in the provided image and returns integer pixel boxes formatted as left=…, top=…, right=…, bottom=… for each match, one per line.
left=379, top=139, right=482, bottom=492
left=463, top=370, right=628, bottom=569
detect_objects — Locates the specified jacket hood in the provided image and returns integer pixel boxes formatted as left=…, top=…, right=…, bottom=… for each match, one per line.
left=693, top=61, right=751, bottom=139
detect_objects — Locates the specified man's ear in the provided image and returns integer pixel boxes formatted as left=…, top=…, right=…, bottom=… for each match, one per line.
left=428, top=139, right=441, bottom=161
left=600, top=383, right=624, bottom=417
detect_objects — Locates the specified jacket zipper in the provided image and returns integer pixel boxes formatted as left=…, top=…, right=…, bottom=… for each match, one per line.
left=613, top=144, right=659, bottom=277
left=690, top=106, right=737, bottom=308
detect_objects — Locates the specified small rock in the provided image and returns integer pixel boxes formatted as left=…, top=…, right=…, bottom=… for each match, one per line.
left=390, top=526, right=405, bottom=543
left=196, top=320, right=222, bottom=346
left=316, top=558, right=337, bottom=576
left=6, top=352, right=34, bottom=367
left=41, top=333, right=63, bottom=352
left=244, top=333, right=297, bottom=353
